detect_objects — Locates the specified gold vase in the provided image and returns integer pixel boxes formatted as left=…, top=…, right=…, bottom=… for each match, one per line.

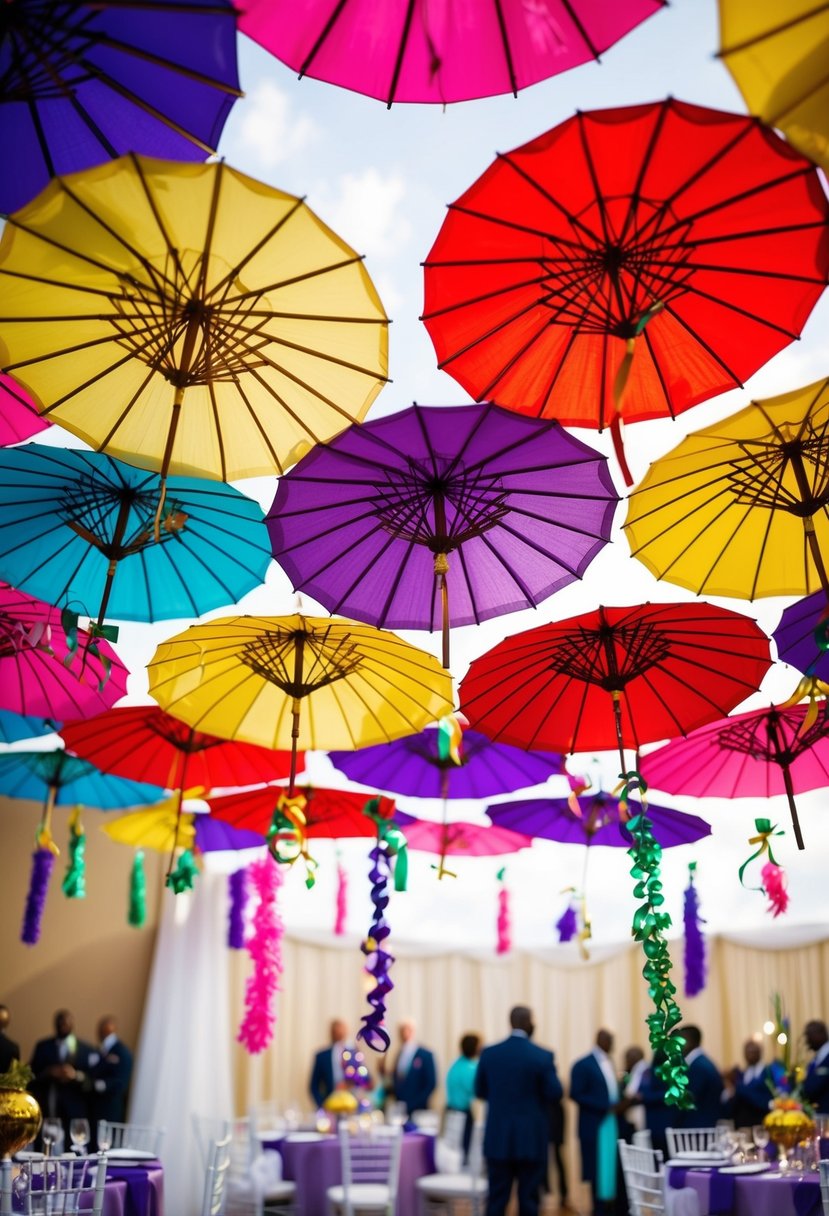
left=0, top=1087, right=42, bottom=1158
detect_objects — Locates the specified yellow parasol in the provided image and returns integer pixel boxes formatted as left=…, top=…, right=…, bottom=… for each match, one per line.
left=147, top=613, right=455, bottom=793
left=0, top=156, right=389, bottom=527
left=625, top=376, right=829, bottom=601
left=101, top=795, right=196, bottom=854
left=718, top=1, right=829, bottom=173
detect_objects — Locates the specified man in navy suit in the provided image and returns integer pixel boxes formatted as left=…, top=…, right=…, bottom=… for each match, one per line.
left=677, top=1025, right=724, bottom=1127
left=386, top=1018, right=437, bottom=1115
left=90, top=1015, right=133, bottom=1135
left=475, top=1005, right=562, bottom=1216
left=309, top=1018, right=350, bottom=1108
left=803, top=1019, right=829, bottom=1114
left=724, top=1039, right=780, bottom=1128
left=29, top=1009, right=94, bottom=1139
left=570, top=1029, right=626, bottom=1216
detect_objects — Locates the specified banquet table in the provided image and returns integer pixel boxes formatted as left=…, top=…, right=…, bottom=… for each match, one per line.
left=262, top=1131, right=436, bottom=1216
left=105, top=1158, right=164, bottom=1216
left=667, top=1163, right=822, bottom=1216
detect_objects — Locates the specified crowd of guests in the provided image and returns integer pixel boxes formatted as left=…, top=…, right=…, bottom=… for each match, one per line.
left=309, top=1011, right=829, bottom=1216
left=0, top=1004, right=133, bottom=1148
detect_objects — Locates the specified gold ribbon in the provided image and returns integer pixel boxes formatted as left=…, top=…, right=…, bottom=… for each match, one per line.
left=267, top=791, right=318, bottom=887
left=779, top=675, right=829, bottom=735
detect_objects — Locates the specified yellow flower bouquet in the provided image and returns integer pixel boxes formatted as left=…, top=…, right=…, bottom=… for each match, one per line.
left=764, top=1099, right=816, bottom=1151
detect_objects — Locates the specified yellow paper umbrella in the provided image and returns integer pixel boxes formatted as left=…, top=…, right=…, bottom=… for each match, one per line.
left=101, top=796, right=196, bottom=854
left=625, top=376, right=829, bottom=602
left=147, top=613, right=455, bottom=794
left=718, top=1, right=829, bottom=173
left=0, top=156, right=389, bottom=513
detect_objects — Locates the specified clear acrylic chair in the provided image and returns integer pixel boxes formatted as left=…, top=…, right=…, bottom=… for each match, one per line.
left=192, top=1115, right=233, bottom=1168
left=99, top=1120, right=165, bottom=1156
left=820, top=1159, right=829, bottom=1216
left=201, top=1133, right=233, bottom=1216
left=665, top=1127, right=718, bottom=1158
left=416, top=1121, right=487, bottom=1216
left=1, top=1153, right=108, bottom=1215
left=327, top=1123, right=402, bottom=1216
left=225, top=1117, right=296, bottom=1216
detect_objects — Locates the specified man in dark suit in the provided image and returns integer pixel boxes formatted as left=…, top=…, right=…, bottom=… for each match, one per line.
left=724, top=1039, right=780, bottom=1128
left=29, top=1009, right=94, bottom=1138
left=386, top=1018, right=437, bottom=1115
left=803, top=1019, right=829, bottom=1114
left=309, top=1018, right=350, bottom=1109
left=677, top=1025, right=724, bottom=1127
left=475, top=1005, right=562, bottom=1216
left=0, top=1004, right=20, bottom=1073
left=90, top=1015, right=133, bottom=1135
left=570, top=1029, right=626, bottom=1216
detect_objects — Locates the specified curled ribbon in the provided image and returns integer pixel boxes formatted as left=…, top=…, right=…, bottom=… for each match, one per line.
left=165, top=847, right=199, bottom=894
left=779, top=675, right=829, bottom=736
left=738, top=818, right=785, bottom=890
left=362, top=796, right=407, bottom=891
left=267, top=791, right=318, bottom=888
left=60, top=608, right=114, bottom=687
left=61, top=807, right=86, bottom=899
left=613, top=770, right=648, bottom=818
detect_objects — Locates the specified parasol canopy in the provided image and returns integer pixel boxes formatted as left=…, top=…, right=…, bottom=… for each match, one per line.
left=239, top=0, right=665, bottom=106
left=0, top=748, right=164, bottom=811
left=0, top=709, right=56, bottom=746
left=486, top=790, right=711, bottom=849
left=207, top=784, right=382, bottom=838
left=268, top=401, right=617, bottom=667
left=393, top=812, right=533, bottom=858
left=0, top=375, right=49, bottom=446
left=773, top=591, right=829, bottom=683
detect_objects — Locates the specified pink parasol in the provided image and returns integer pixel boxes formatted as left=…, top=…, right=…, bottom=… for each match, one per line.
left=0, top=374, right=50, bottom=446
left=394, top=811, right=532, bottom=878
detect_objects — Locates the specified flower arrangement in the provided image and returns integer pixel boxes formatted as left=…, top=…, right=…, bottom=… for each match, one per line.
left=762, top=994, right=815, bottom=1155
left=764, top=1098, right=815, bottom=1150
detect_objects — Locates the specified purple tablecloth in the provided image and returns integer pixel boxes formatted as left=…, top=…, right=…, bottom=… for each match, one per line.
left=105, top=1159, right=164, bottom=1216
left=668, top=1165, right=822, bottom=1216
left=100, top=1179, right=128, bottom=1216
left=262, top=1132, right=436, bottom=1216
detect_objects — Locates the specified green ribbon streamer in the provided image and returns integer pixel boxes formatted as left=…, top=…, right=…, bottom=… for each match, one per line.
left=738, top=818, right=784, bottom=891
left=61, top=819, right=86, bottom=900
left=363, top=798, right=408, bottom=892
left=129, top=851, right=146, bottom=927
left=627, top=805, right=692, bottom=1109
left=60, top=608, right=115, bottom=690
left=166, top=848, right=199, bottom=894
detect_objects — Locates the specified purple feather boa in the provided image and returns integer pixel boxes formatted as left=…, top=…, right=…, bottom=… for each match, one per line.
left=22, top=849, right=55, bottom=945
left=228, top=867, right=248, bottom=949
left=683, top=867, right=706, bottom=997
left=556, top=901, right=578, bottom=943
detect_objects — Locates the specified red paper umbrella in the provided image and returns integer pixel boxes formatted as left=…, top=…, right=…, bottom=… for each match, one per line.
left=422, top=99, right=829, bottom=483
left=61, top=705, right=296, bottom=792
left=207, top=784, right=383, bottom=838
left=459, top=602, right=771, bottom=770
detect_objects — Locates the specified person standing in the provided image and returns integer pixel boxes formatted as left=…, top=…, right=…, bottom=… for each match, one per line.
left=475, top=1005, right=562, bottom=1216
left=676, top=1025, right=724, bottom=1127
left=724, top=1039, right=780, bottom=1128
left=309, top=1018, right=351, bottom=1109
left=0, top=1005, right=20, bottom=1073
left=29, top=1009, right=94, bottom=1139
left=620, top=1045, right=647, bottom=1136
left=445, top=1032, right=480, bottom=1160
left=570, top=1029, right=625, bottom=1216
left=546, top=1084, right=571, bottom=1212
left=386, top=1018, right=437, bottom=1115
left=803, top=1020, right=829, bottom=1114
left=89, top=1015, right=133, bottom=1134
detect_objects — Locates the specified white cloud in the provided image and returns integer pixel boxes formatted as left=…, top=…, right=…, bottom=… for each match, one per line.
left=236, top=80, right=318, bottom=168
left=323, top=167, right=412, bottom=259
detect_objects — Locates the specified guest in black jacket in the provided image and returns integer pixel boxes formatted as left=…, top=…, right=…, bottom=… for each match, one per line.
left=90, top=1015, right=133, bottom=1131
left=0, top=1004, right=20, bottom=1073
left=29, top=1009, right=94, bottom=1138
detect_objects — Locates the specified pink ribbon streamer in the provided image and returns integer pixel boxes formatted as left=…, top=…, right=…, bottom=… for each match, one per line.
left=237, top=856, right=284, bottom=1054
left=496, top=881, right=512, bottom=955
left=334, top=862, right=347, bottom=936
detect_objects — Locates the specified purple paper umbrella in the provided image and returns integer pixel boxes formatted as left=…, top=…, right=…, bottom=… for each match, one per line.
left=330, top=725, right=563, bottom=801
left=1, top=0, right=241, bottom=214
left=268, top=402, right=618, bottom=667
left=773, top=592, right=829, bottom=682
left=194, top=816, right=265, bottom=854
left=486, top=791, right=711, bottom=850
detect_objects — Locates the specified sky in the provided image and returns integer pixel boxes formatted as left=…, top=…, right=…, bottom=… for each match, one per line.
left=7, top=0, right=829, bottom=954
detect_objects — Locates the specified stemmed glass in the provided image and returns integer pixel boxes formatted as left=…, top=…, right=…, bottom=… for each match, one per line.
left=70, top=1118, right=90, bottom=1155
left=752, top=1123, right=770, bottom=1161
left=41, top=1118, right=62, bottom=1158
left=97, top=1120, right=112, bottom=1153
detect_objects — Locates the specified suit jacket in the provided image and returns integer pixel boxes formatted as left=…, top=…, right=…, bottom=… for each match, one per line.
left=29, top=1035, right=94, bottom=1123
left=569, top=1053, right=618, bottom=1184
left=0, top=1032, right=19, bottom=1073
left=728, top=1063, right=780, bottom=1128
left=90, top=1039, right=133, bottom=1124
left=803, top=1053, right=829, bottom=1114
left=638, top=1066, right=671, bottom=1156
left=393, top=1046, right=437, bottom=1115
left=310, top=1047, right=337, bottom=1108
left=680, top=1052, right=724, bottom=1127
left=475, top=1033, right=562, bottom=1163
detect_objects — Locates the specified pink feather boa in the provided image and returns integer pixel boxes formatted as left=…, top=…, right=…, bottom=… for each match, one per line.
left=496, top=883, right=512, bottom=955
left=761, top=861, right=789, bottom=918
left=334, top=863, right=347, bottom=936
left=237, top=857, right=284, bottom=1054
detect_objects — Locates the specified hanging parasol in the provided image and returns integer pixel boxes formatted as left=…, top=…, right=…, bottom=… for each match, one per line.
left=459, top=602, right=772, bottom=771
left=422, top=99, right=829, bottom=483
left=486, top=789, right=711, bottom=849
left=268, top=401, right=617, bottom=668
left=147, top=613, right=454, bottom=797
left=193, top=816, right=265, bottom=854
left=0, top=582, right=128, bottom=720
left=718, top=0, right=829, bottom=174
left=206, top=784, right=385, bottom=839
left=0, top=375, right=49, bottom=446
left=625, top=376, right=829, bottom=602
left=773, top=591, right=829, bottom=684
left=393, top=812, right=532, bottom=879
left=0, top=709, right=57, bottom=746
left=639, top=702, right=829, bottom=851
left=238, top=0, right=665, bottom=106
left=0, top=0, right=241, bottom=213
left=101, top=797, right=195, bottom=854
left=0, top=155, right=389, bottom=529
left=0, top=748, right=164, bottom=813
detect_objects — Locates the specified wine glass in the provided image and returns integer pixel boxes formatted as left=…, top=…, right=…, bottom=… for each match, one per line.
left=41, top=1118, right=62, bottom=1158
left=70, top=1118, right=90, bottom=1155
left=96, top=1120, right=112, bottom=1153
left=752, top=1124, right=770, bottom=1158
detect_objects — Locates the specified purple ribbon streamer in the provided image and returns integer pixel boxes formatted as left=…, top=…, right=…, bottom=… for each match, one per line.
left=683, top=871, right=707, bottom=997
left=21, top=849, right=55, bottom=945
left=357, top=842, right=395, bottom=1053
left=556, top=901, right=578, bottom=943
left=228, top=867, right=248, bottom=950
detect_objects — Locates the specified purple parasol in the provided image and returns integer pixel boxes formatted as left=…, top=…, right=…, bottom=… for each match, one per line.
left=1, top=0, right=241, bottom=214
left=486, top=791, right=711, bottom=849
left=773, top=592, right=829, bottom=681
left=268, top=402, right=617, bottom=668
left=194, top=816, right=265, bottom=854
left=329, top=725, right=563, bottom=801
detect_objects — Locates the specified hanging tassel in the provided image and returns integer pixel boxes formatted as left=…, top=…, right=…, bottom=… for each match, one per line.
left=128, top=851, right=147, bottom=927
left=437, top=714, right=464, bottom=765
left=165, top=847, right=199, bottom=894
left=682, top=862, right=706, bottom=997
left=760, top=862, right=789, bottom=918
left=334, top=861, right=348, bottom=936
left=356, top=837, right=395, bottom=1053
left=238, top=856, right=284, bottom=1054
left=556, top=899, right=578, bottom=943
left=496, top=867, right=512, bottom=955
left=61, top=808, right=86, bottom=899
left=228, top=867, right=249, bottom=949
left=21, top=849, right=55, bottom=945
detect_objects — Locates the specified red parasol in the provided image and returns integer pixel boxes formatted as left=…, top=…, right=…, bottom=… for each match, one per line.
left=206, top=784, right=383, bottom=839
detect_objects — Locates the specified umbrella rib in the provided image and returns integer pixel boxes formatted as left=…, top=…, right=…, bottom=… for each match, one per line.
left=25, top=97, right=56, bottom=179
left=206, top=196, right=309, bottom=302
left=297, top=0, right=349, bottom=76
left=639, top=325, right=676, bottom=420
left=491, top=0, right=519, bottom=96
left=387, top=0, right=417, bottom=107
left=717, top=3, right=828, bottom=55
left=575, top=112, right=612, bottom=251
left=559, top=0, right=601, bottom=58
left=85, top=27, right=242, bottom=95
left=242, top=359, right=360, bottom=442
left=421, top=269, right=556, bottom=321
left=218, top=257, right=370, bottom=307
left=492, top=151, right=604, bottom=247
left=617, top=101, right=671, bottom=247
left=642, top=261, right=808, bottom=339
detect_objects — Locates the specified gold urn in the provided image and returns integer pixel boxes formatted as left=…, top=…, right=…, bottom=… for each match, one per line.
left=323, top=1089, right=359, bottom=1116
left=0, top=1087, right=42, bottom=1158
